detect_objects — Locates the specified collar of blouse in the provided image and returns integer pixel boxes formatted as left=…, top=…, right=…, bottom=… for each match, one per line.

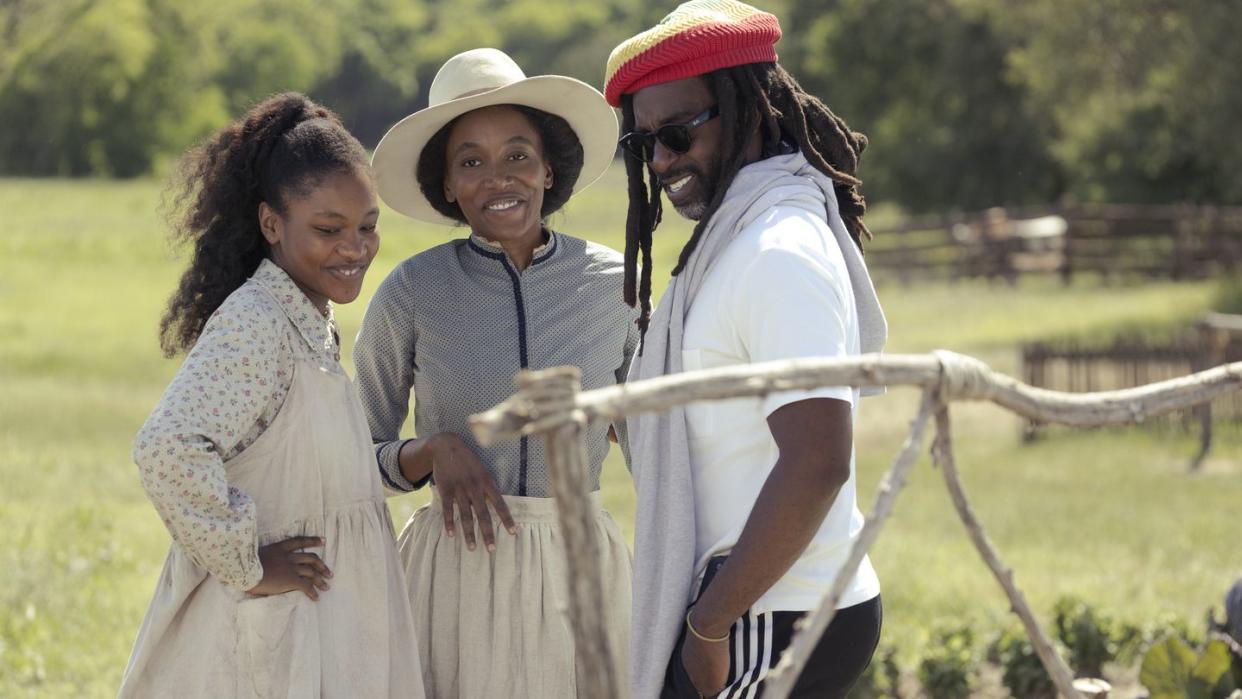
left=251, top=258, right=339, bottom=359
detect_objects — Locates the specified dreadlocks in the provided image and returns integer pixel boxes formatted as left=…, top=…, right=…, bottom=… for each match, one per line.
left=621, top=61, right=871, bottom=343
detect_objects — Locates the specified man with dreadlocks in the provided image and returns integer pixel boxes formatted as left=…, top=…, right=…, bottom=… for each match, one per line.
left=604, top=2, right=889, bottom=697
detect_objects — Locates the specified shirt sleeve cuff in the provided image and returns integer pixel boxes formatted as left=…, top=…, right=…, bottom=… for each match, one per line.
left=214, top=536, right=264, bottom=593
left=376, top=439, right=427, bottom=493
left=237, top=546, right=265, bottom=592
left=763, top=385, right=853, bottom=418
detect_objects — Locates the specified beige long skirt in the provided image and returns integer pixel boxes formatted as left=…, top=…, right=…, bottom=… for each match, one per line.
left=398, top=488, right=631, bottom=698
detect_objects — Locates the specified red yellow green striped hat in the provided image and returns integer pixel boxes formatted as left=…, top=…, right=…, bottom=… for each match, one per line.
left=604, top=0, right=781, bottom=107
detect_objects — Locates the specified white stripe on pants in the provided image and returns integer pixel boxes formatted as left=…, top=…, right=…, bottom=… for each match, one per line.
left=723, top=610, right=776, bottom=699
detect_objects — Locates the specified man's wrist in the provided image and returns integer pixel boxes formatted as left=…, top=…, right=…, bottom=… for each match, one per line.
left=688, top=603, right=734, bottom=640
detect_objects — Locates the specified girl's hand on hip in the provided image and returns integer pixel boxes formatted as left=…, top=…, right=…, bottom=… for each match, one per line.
left=430, top=432, right=517, bottom=552
left=247, top=536, right=331, bottom=600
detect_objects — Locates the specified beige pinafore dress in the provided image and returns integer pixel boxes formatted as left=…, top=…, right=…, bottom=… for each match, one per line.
left=400, top=490, right=631, bottom=698
left=119, top=311, right=426, bottom=698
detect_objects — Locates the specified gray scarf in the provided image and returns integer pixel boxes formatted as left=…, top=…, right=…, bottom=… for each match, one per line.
left=626, top=151, right=887, bottom=698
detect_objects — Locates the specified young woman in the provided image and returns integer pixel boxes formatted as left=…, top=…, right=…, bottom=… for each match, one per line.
left=356, top=49, right=636, bottom=696
left=120, top=92, right=425, bottom=698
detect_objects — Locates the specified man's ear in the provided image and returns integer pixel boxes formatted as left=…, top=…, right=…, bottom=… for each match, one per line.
left=258, top=202, right=281, bottom=245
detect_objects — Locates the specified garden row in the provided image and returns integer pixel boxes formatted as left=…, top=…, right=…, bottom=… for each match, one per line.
left=851, top=585, right=1242, bottom=698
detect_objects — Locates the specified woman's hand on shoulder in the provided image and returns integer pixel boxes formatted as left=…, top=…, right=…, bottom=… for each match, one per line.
left=247, top=536, right=332, bottom=600
left=428, top=433, right=517, bottom=552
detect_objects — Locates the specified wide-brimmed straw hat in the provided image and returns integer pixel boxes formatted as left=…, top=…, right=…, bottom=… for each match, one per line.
left=372, top=48, right=619, bottom=225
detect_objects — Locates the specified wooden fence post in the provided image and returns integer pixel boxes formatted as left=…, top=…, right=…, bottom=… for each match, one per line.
left=1022, top=343, right=1046, bottom=441
left=1190, top=320, right=1219, bottom=470
left=1059, top=206, right=1075, bottom=286
left=514, top=366, right=619, bottom=699
left=933, top=403, right=1085, bottom=699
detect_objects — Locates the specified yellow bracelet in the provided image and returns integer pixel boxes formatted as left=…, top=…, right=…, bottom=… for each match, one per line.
left=685, top=610, right=730, bottom=643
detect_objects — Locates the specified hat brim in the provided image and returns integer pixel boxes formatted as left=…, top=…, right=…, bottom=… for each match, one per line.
left=372, top=76, right=619, bottom=225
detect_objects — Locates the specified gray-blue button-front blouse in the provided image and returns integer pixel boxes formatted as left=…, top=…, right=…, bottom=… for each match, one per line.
left=353, top=231, right=639, bottom=497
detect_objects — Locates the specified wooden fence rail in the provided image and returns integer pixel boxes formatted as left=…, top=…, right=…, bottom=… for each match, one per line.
left=469, top=353, right=1242, bottom=699
left=1023, top=314, right=1242, bottom=468
left=866, top=203, right=1242, bottom=285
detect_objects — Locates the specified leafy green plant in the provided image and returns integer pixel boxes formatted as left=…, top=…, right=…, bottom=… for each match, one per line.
left=1053, top=596, right=1117, bottom=677
left=989, top=624, right=1058, bottom=699
left=1151, top=613, right=1209, bottom=648
left=918, top=625, right=978, bottom=699
left=1114, top=620, right=1152, bottom=666
left=1140, top=635, right=1240, bottom=699
left=1113, top=611, right=1220, bottom=670
left=851, top=644, right=901, bottom=698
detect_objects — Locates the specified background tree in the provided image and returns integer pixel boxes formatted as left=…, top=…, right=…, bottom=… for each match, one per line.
left=1, top=0, right=1238, bottom=209
left=999, top=0, right=1242, bottom=204
left=782, top=0, right=1062, bottom=212
left=0, top=0, right=226, bottom=176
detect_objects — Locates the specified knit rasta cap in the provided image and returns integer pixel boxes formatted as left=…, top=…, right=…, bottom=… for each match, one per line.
left=604, top=0, right=781, bottom=108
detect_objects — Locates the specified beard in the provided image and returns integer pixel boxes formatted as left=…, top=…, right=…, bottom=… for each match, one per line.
left=660, top=162, right=719, bottom=222
left=674, top=200, right=709, bottom=220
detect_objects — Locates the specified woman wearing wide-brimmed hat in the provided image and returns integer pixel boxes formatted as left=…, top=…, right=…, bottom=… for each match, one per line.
left=355, top=48, right=635, bottom=696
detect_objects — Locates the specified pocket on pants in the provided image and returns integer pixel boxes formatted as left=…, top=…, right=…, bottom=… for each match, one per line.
left=674, top=640, right=701, bottom=698
left=662, top=629, right=703, bottom=699
left=664, top=556, right=731, bottom=699
left=235, top=593, right=320, bottom=697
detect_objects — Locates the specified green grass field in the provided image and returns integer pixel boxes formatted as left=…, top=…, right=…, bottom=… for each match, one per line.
left=1, top=172, right=1239, bottom=697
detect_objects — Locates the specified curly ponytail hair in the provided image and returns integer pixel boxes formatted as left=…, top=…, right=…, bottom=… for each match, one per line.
left=158, top=92, right=369, bottom=356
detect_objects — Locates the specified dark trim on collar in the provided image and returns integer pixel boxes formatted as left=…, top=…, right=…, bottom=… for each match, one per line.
left=531, top=231, right=559, bottom=266
left=465, top=230, right=559, bottom=267
left=467, top=236, right=506, bottom=260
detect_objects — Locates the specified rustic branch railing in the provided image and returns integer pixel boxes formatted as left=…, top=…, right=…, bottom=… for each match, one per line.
left=469, top=351, right=1242, bottom=699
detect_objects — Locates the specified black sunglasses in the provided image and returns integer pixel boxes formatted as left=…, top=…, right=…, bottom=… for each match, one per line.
left=618, top=105, right=720, bottom=163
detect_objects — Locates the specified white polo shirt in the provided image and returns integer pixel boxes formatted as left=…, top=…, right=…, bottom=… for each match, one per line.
left=682, top=203, right=881, bottom=614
